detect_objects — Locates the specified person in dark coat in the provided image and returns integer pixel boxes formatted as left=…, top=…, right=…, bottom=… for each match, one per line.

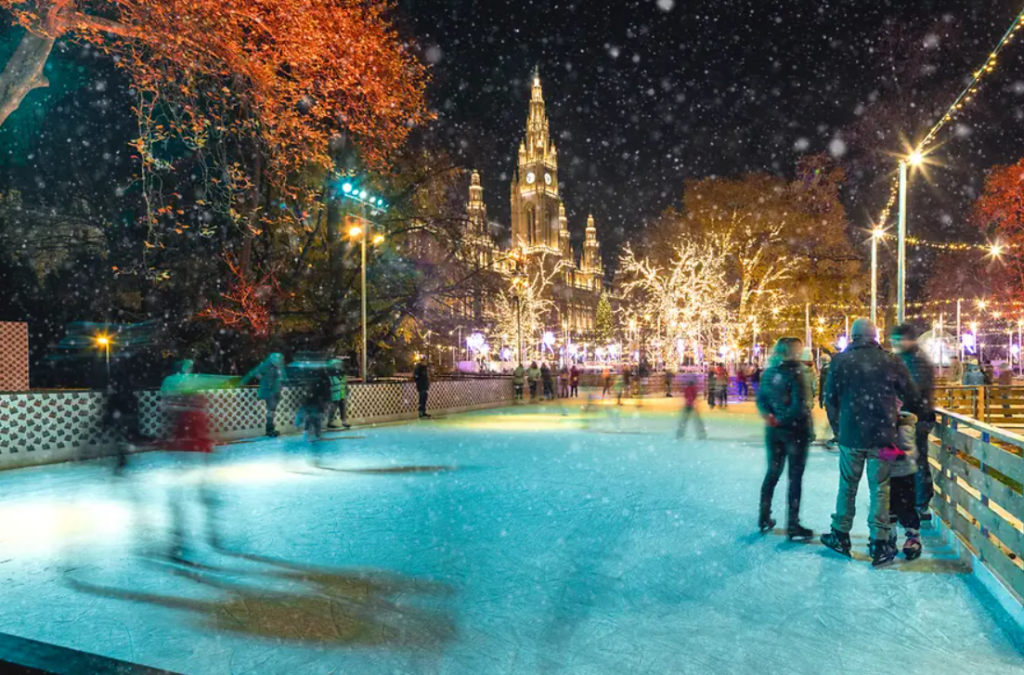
left=570, top=365, right=580, bottom=397
left=755, top=337, right=812, bottom=539
left=821, top=319, right=920, bottom=566
left=818, top=353, right=838, bottom=447
left=413, top=360, right=431, bottom=418
left=241, top=353, right=287, bottom=437
left=891, top=323, right=936, bottom=520
left=541, top=362, right=554, bottom=400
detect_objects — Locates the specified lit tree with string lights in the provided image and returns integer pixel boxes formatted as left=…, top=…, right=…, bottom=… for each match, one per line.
left=487, top=251, right=567, bottom=362
left=618, top=239, right=733, bottom=364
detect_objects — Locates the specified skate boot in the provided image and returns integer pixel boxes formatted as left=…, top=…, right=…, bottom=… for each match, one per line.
left=758, top=515, right=776, bottom=534
left=902, top=530, right=922, bottom=561
left=820, top=529, right=852, bottom=557
left=919, top=510, right=933, bottom=523
left=787, top=524, right=813, bottom=541
left=869, top=538, right=898, bottom=567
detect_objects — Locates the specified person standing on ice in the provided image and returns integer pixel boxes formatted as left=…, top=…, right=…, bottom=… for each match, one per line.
left=755, top=337, right=813, bottom=540
left=512, top=363, right=525, bottom=401
left=821, top=319, right=919, bottom=567
left=413, top=359, right=431, bottom=418
left=558, top=364, right=570, bottom=398
left=570, top=364, right=580, bottom=397
left=947, top=355, right=963, bottom=386
left=890, top=323, right=935, bottom=522
left=541, top=362, right=554, bottom=400
left=241, top=352, right=286, bottom=437
left=326, top=358, right=350, bottom=430
left=528, top=361, right=541, bottom=401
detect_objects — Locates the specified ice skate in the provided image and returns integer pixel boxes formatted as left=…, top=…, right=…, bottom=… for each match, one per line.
left=821, top=529, right=852, bottom=558
left=787, top=524, right=813, bottom=541
left=758, top=516, right=776, bottom=534
left=902, top=531, right=922, bottom=561
left=869, top=538, right=897, bottom=567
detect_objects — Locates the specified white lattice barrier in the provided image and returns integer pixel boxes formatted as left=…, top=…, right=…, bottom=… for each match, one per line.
left=0, top=379, right=514, bottom=469
left=0, top=391, right=114, bottom=466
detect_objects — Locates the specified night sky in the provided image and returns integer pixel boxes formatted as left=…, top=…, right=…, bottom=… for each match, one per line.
left=400, top=0, right=1024, bottom=263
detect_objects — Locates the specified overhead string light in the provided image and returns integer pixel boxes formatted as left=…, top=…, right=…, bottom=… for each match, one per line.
left=872, top=231, right=1012, bottom=254
left=872, top=4, right=1024, bottom=230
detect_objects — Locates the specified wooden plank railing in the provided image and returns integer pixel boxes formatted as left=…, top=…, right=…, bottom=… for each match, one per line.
left=931, top=408, right=1024, bottom=604
left=935, top=385, right=1024, bottom=428
left=934, top=385, right=980, bottom=418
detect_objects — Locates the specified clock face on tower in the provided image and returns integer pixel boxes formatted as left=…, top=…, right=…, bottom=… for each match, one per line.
left=544, top=173, right=553, bottom=186
left=526, top=172, right=536, bottom=185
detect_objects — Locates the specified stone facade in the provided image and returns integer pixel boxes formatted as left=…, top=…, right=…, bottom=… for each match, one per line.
left=466, top=68, right=606, bottom=335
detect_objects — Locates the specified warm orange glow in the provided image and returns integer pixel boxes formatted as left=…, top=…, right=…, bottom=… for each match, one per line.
left=348, top=226, right=363, bottom=238
left=96, top=335, right=111, bottom=347
left=372, top=234, right=385, bottom=246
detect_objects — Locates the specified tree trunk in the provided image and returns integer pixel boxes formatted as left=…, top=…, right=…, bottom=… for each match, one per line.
left=0, top=31, right=56, bottom=128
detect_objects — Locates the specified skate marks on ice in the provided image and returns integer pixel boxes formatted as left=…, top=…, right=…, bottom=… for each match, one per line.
left=761, top=529, right=971, bottom=572
left=66, top=547, right=456, bottom=650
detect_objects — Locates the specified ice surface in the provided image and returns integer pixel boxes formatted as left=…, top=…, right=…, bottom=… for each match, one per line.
left=0, top=398, right=1021, bottom=674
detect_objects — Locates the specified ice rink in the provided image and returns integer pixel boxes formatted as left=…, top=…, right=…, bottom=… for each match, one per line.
left=0, top=396, right=1021, bottom=674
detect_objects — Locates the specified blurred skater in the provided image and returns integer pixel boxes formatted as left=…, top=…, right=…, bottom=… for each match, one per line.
left=570, top=364, right=580, bottom=397
left=756, top=338, right=812, bottom=540
left=886, top=411, right=922, bottom=560
left=601, top=366, right=612, bottom=398
left=559, top=365, right=570, bottom=398
left=241, top=352, right=286, bottom=437
left=664, top=368, right=674, bottom=397
left=159, top=360, right=219, bottom=557
left=676, top=376, right=706, bottom=441
left=541, top=362, right=554, bottom=400
left=105, top=353, right=141, bottom=475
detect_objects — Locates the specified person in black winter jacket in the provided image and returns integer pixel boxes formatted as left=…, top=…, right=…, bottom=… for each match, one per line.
left=756, top=337, right=813, bottom=540
left=891, top=323, right=936, bottom=519
left=821, top=319, right=920, bottom=566
left=413, top=361, right=431, bottom=418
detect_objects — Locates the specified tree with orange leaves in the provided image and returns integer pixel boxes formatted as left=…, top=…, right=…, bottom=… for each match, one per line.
left=973, top=159, right=1024, bottom=300
left=0, top=0, right=430, bottom=174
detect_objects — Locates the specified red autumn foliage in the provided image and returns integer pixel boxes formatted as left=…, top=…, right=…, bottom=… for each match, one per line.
left=198, top=253, right=279, bottom=337
left=973, top=159, right=1024, bottom=300
left=1, top=0, right=431, bottom=174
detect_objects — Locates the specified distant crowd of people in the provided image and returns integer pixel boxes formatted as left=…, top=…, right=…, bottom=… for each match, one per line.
left=511, top=362, right=581, bottom=401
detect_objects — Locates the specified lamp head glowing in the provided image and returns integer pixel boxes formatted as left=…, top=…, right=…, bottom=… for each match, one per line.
left=96, top=335, right=110, bottom=347
left=341, top=182, right=353, bottom=194
left=977, top=299, right=988, bottom=311
left=872, top=228, right=885, bottom=240
left=908, top=149, right=924, bottom=167
left=372, top=234, right=385, bottom=246
left=990, top=244, right=1004, bottom=258
left=348, top=225, right=363, bottom=238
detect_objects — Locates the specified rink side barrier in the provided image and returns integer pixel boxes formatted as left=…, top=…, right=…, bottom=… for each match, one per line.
left=930, top=408, right=1024, bottom=617
left=935, top=384, right=1024, bottom=429
left=0, top=379, right=514, bottom=470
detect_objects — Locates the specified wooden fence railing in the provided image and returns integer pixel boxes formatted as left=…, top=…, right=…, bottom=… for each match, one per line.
left=931, top=408, right=1024, bottom=604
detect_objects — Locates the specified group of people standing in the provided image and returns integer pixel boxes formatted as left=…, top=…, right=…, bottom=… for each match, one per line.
left=755, top=319, right=935, bottom=567
left=511, top=362, right=580, bottom=401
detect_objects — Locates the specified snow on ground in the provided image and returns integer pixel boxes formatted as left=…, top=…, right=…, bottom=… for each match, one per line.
left=0, top=396, right=1021, bottom=675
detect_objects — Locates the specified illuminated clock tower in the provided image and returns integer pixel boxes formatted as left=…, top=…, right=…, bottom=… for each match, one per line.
left=511, top=67, right=563, bottom=255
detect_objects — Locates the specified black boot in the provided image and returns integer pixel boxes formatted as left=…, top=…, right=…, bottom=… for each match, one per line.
left=758, top=514, right=776, bottom=534
left=820, top=529, right=852, bottom=557
left=787, top=524, right=813, bottom=541
left=869, top=538, right=898, bottom=567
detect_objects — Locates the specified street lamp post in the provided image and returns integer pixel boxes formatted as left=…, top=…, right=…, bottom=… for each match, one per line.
left=97, top=335, right=111, bottom=386
left=897, top=150, right=923, bottom=325
left=871, top=228, right=883, bottom=325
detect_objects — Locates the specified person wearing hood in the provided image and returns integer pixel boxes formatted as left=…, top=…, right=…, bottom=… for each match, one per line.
left=962, top=361, right=985, bottom=386
left=242, top=353, right=287, bottom=437
left=327, top=358, right=350, bottom=430
left=512, top=363, right=525, bottom=401
left=755, top=337, right=813, bottom=540
left=821, top=319, right=920, bottom=567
